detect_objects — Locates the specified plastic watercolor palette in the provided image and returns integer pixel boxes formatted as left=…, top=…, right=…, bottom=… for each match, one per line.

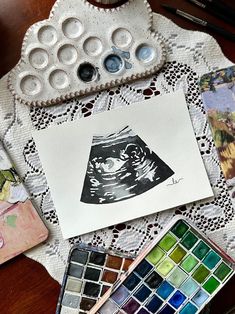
left=8, top=0, right=166, bottom=107
left=91, top=217, right=235, bottom=314
left=56, top=245, right=134, bottom=313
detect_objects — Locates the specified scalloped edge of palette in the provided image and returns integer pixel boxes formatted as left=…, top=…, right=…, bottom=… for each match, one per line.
left=8, top=0, right=166, bottom=107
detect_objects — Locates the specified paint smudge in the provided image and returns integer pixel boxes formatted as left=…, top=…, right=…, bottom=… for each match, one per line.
left=6, top=215, right=17, bottom=228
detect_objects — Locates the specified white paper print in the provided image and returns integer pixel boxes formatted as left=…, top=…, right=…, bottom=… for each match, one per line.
left=33, top=90, right=214, bottom=238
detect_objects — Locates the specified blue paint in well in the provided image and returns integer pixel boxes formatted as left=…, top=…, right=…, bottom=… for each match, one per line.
left=158, top=304, right=175, bottom=314
left=135, top=259, right=153, bottom=278
left=145, top=295, right=163, bottom=313
left=136, top=308, right=150, bottom=314
left=112, top=46, right=130, bottom=59
left=179, top=302, right=198, bottom=314
left=125, top=60, right=132, bottom=69
left=180, top=278, right=199, bottom=297
left=123, top=273, right=141, bottom=291
left=169, top=291, right=186, bottom=309
left=157, top=281, right=174, bottom=299
left=104, top=54, right=123, bottom=73
left=111, top=285, right=130, bottom=306
left=203, top=251, right=221, bottom=270
left=134, top=285, right=151, bottom=302
left=192, top=289, right=209, bottom=307
left=136, top=45, right=155, bottom=62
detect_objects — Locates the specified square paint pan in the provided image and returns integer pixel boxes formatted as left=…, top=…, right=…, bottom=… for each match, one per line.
left=56, top=243, right=135, bottom=313
left=90, top=216, right=235, bottom=314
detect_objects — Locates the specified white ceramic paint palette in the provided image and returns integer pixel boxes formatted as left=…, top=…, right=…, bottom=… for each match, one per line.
left=8, top=0, right=166, bottom=107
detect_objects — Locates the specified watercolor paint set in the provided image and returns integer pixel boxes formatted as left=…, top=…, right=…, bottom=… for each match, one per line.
left=56, top=244, right=134, bottom=314
left=90, top=217, right=235, bottom=314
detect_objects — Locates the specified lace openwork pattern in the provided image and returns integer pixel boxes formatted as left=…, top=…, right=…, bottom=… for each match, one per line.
left=0, top=14, right=234, bottom=282
left=22, top=61, right=234, bottom=255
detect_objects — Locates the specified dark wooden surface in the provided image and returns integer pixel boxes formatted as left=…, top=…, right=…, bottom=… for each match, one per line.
left=0, top=0, right=235, bottom=313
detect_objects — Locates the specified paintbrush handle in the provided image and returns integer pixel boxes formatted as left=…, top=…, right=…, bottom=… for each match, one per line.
left=188, top=0, right=235, bottom=27
left=207, top=22, right=235, bottom=41
left=204, top=0, right=235, bottom=20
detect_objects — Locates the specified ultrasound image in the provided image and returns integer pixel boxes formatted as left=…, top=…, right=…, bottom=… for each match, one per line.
left=81, top=126, right=174, bottom=204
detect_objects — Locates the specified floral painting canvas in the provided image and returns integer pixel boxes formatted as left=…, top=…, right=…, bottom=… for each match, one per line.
left=200, top=66, right=235, bottom=181
left=0, top=142, right=48, bottom=264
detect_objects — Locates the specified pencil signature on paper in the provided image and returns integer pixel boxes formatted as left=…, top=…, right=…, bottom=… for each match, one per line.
left=167, top=177, right=184, bottom=186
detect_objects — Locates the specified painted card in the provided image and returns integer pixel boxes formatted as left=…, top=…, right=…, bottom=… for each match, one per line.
left=200, top=66, right=235, bottom=181
left=33, top=90, right=213, bottom=239
left=0, top=142, right=48, bottom=264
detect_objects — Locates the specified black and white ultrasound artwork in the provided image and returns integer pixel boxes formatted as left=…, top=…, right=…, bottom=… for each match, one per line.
left=81, top=126, right=174, bottom=204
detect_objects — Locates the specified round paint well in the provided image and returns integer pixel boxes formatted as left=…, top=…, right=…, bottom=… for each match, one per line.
left=136, top=44, right=156, bottom=63
left=29, top=48, right=49, bottom=69
left=49, top=70, right=70, bottom=90
left=58, top=44, right=78, bottom=65
left=20, top=75, right=42, bottom=96
left=104, top=54, right=124, bottom=74
left=112, top=28, right=133, bottom=48
left=62, top=18, right=83, bottom=39
left=83, top=37, right=103, bottom=57
left=78, top=63, right=97, bottom=83
left=38, top=25, right=57, bottom=46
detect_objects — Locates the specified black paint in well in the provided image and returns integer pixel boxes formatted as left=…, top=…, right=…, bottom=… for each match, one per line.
left=80, top=297, right=97, bottom=311
left=145, top=271, right=163, bottom=289
left=84, top=282, right=101, bottom=298
left=78, top=63, right=97, bottom=82
left=89, top=251, right=106, bottom=266
left=84, top=267, right=101, bottom=282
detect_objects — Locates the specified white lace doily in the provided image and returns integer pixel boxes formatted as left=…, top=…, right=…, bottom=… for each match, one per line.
left=0, top=13, right=235, bottom=283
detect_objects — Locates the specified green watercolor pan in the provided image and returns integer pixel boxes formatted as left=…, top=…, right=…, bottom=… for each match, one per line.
left=90, top=216, right=235, bottom=314
left=56, top=244, right=134, bottom=314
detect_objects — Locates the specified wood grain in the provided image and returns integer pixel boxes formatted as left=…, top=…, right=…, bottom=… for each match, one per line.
left=0, top=0, right=235, bottom=313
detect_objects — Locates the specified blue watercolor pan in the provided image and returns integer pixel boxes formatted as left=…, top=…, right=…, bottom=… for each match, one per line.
left=91, top=216, right=235, bottom=314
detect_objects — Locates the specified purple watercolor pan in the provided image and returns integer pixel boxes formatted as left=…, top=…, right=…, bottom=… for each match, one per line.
left=91, top=216, right=235, bottom=314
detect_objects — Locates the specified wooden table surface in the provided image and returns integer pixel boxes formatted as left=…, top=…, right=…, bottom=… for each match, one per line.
left=0, top=0, right=235, bottom=313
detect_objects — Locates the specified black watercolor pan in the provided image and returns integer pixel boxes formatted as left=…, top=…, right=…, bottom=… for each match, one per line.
left=56, top=243, right=135, bottom=314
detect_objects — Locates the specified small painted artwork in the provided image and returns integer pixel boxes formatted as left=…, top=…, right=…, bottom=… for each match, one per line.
left=0, top=142, right=48, bottom=264
left=200, top=66, right=235, bottom=181
left=81, top=126, right=174, bottom=204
